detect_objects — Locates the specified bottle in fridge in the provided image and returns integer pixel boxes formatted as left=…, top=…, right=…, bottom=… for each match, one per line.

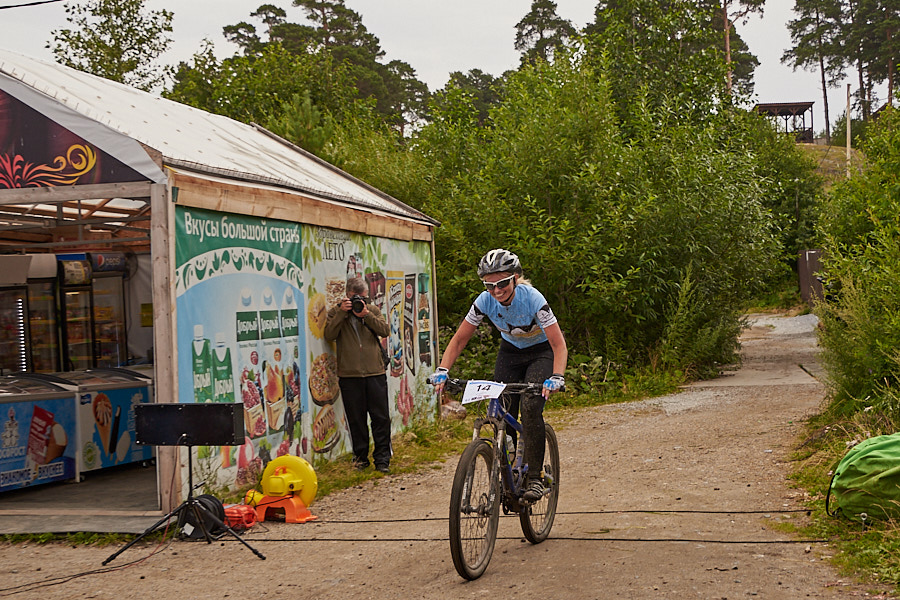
left=27, top=280, right=59, bottom=373
left=91, top=264, right=128, bottom=368
left=0, top=255, right=36, bottom=374
left=58, top=259, right=95, bottom=371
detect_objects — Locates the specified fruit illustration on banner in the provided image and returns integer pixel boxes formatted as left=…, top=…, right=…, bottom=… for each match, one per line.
left=264, top=362, right=284, bottom=404
left=307, top=293, right=327, bottom=339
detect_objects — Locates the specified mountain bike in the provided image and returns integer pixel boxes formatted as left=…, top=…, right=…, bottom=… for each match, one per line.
left=437, top=378, right=560, bottom=580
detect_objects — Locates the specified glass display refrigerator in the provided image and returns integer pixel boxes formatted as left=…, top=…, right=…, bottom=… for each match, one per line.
left=25, top=253, right=62, bottom=373
left=90, top=253, right=128, bottom=368
left=0, top=287, right=29, bottom=374
left=27, top=279, right=60, bottom=373
left=0, top=374, right=78, bottom=492
left=0, top=255, right=33, bottom=374
left=58, top=259, right=95, bottom=371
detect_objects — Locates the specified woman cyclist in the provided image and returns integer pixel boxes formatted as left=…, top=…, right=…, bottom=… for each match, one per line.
left=431, top=249, right=567, bottom=502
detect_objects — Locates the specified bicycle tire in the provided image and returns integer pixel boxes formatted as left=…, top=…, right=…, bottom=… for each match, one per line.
left=519, top=423, right=560, bottom=544
left=449, top=438, right=500, bottom=580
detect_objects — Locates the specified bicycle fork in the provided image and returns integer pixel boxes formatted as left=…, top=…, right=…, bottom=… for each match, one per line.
left=460, top=451, right=498, bottom=519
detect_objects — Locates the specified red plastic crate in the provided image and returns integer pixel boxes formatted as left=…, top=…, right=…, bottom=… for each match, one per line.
left=223, top=504, right=258, bottom=531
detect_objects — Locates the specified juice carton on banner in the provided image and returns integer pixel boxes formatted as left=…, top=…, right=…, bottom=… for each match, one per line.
left=236, top=288, right=265, bottom=438
left=212, top=332, right=236, bottom=403
left=280, top=287, right=301, bottom=435
left=403, top=273, right=417, bottom=375
left=386, top=271, right=404, bottom=378
left=259, top=287, right=286, bottom=434
left=417, top=272, right=432, bottom=367
left=192, top=324, right=213, bottom=403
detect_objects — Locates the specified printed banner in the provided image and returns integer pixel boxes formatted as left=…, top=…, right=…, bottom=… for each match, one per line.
left=0, top=397, right=77, bottom=492
left=77, top=386, right=153, bottom=473
left=175, top=206, right=306, bottom=489
left=0, top=89, right=146, bottom=188
left=302, top=226, right=437, bottom=464
left=174, top=207, right=438, bottom=488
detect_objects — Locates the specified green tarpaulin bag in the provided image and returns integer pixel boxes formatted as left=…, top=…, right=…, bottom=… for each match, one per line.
left=826, top=432, right=900, bottom=523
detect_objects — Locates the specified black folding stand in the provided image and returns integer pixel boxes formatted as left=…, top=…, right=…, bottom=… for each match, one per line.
left=103, top=402, right=265, bottom=565
left=104, top=434, right=265, bottom=564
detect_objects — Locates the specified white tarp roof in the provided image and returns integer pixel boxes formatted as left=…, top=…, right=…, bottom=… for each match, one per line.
left=0, top=49, right=435, bottom=225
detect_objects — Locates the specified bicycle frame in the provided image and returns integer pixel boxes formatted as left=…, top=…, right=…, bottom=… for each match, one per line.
left=443, top=377, right=560, bottom=579
left=470, top=384, right=541, bottom=510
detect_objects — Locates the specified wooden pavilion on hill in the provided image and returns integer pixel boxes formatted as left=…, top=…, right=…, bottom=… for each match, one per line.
left=756, top=101, right=815, bottom=142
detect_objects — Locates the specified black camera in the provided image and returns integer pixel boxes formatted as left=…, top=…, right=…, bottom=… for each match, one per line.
left=350, top=294, right=366, bottom=313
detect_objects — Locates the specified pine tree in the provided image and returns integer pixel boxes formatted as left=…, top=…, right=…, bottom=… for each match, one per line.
left=718, top=0, right=765, bottom=95
left=49, top=0, right=173, bottom=91
left=514, top=0, right=577, bottom=65
left=782, top=0, right=845, bottom=143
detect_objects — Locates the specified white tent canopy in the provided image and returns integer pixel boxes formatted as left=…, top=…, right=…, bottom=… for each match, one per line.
left=0, top=49, right=433, bottom=226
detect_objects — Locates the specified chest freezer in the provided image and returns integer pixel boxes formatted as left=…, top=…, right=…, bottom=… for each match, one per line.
left=0, top=375, right=77, bottom=492
left=28, top=370, right=153, bottom=475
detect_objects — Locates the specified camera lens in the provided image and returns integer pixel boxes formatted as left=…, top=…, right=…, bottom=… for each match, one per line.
left=351, top=296, right=365, bottom=313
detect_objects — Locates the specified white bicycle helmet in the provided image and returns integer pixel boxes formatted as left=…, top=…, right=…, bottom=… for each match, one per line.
left=477, top=248, right=522, bottom=277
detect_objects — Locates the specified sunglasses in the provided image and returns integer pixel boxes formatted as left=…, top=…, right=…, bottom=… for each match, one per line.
left=482, top=274, right=516, bottom=291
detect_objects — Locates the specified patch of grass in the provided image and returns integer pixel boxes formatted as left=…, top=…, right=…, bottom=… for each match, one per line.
left=797, top=143, right=865, bottom=190
left=1, top=531, right=142, bottom=546
left=311, top=415, right=473, bottom=498
left=554, top=367, right=683, bottom=410
left=743, top=270, right=808, bottom=314
left=787, top=410, right=900, bottom=593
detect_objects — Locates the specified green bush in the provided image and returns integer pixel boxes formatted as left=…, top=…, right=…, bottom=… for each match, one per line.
left=416, top=54, right=787, bottom=375
left=437, top=324, right=499, bottom=381
left=815, top=109, right=900, bottom=425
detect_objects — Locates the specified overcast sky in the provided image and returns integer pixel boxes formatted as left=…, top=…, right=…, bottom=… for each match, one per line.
left=0, top=0, right=882, bottom=134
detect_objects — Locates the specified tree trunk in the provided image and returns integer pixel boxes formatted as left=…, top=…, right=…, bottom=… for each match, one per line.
left=889, top=28, right=895, bottom=108
left=723, top=3, right=733, bottom=94
left=857, top=55, right=866, bottom=120
left=815, top=7, right=830, bottom=144
left=819, top=53, right=831, bottom=144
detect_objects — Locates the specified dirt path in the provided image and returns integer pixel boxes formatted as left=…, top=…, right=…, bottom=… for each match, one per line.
left=1, top=314, right=892, bottom=599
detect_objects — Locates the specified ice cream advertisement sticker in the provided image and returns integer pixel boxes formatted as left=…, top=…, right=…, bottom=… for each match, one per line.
left=0, top=399, right=76, bottom=491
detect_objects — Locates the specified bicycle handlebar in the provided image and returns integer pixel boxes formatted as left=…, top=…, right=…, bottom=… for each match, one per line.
left=427, top=377, right=562, bottom=394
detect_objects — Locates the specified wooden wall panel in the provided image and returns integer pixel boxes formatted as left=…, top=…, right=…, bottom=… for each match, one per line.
left=170, top=172, right=433, bottom=242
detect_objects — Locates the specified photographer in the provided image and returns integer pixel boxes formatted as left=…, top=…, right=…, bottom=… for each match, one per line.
left=324, top=277, right=392, bottom=473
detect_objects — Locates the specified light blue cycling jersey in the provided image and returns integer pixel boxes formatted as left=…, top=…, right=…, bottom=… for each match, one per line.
left=464, top=284, right=558, bottom=349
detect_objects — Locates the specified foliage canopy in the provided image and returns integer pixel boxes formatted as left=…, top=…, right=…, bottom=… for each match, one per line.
left=49, top=0, right=173, bottom=91
left=815, top=109, right=900, bottom=418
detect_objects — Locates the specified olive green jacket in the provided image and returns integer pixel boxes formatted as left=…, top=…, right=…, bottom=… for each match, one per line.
left=323, top=303, right=389, bottom=377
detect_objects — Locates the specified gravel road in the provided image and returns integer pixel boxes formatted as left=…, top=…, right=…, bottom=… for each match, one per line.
left=1, top=313, right=895, bottom=599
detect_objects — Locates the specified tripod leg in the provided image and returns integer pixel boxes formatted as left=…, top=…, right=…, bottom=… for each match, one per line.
left=183, top=499, right=217, bottom=543
left=102, top=501, right=189, bottom=565
left=199, top=509, right=267, bottom=560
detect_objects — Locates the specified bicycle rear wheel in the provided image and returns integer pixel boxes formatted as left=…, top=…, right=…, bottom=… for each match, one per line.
left=520, top=423, right=559, bottom=543
left=449, top=438, right=500, bottom=580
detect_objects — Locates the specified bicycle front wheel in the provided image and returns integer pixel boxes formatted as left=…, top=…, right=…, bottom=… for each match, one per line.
left=449, top=438, right=500, bottom=580
left=520, top=423, right=560, bottom=543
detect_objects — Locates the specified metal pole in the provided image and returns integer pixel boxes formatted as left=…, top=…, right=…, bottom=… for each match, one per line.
left=846, top=84, right=852, bottom=178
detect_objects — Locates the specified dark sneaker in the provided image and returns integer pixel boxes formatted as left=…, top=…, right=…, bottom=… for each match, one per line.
left=522, top=479, right=544, bottom=502
left=353, top=461, right=369, bottom=471
left=375, top=464, right=391, bottom=474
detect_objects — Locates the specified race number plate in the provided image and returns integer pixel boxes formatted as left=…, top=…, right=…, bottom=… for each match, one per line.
left=461, top=380, right=507, bottom=405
